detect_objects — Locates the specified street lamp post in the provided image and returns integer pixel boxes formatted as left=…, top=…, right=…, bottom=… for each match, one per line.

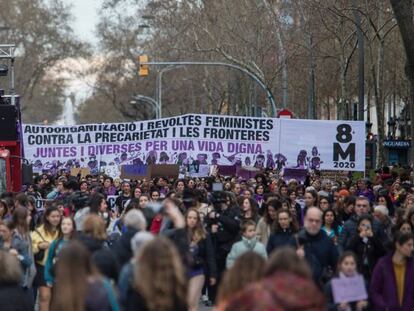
left=156, top=65, right=186, bottom=118
left=141, top=60, right=278, bottom=117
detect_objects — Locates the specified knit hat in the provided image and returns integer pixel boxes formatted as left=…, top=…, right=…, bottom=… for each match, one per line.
left=338, top=189, right=350, bottom=197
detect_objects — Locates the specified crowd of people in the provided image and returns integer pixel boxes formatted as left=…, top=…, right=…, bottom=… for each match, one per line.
left=0, top=165, right=414, bottom=311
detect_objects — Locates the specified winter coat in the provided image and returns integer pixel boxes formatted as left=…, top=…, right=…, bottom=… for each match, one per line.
left=111, top=228, right=138, bottom=267
left=188, top=233, right=217, bottom=278
left=345, top=235, right=386, bottom=282
left=0, top=284, right=33, bottom=311
left=296, top=229, right=339, bottom=283
left=118, top=262, right=134, bottom=309
left=207, top=207, right=241, bottom=260
left=226, top=237, right=267, bottom=268
left=338, top=214, right=383, bottom=251
left=222, top=271, right=325, bottom=311
left=370, top=254, right=414, bottom=311
left=85, top=278, right=120, bottom=311
left=77, top=234, right=120, bottom=281
left=267, top=229, right=295, bottom=254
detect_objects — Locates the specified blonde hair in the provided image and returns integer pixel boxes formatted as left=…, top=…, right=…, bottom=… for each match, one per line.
left=134, top=237, right=187, bottom=311
left=83, top=214, right=107, bottom=241
left=185, top=208, right=206, bottom=243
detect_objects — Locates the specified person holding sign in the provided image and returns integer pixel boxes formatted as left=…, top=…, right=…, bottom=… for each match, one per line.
left=324, top=251, right=368, bottom=311
left=370, top=232, right=414, bottom=311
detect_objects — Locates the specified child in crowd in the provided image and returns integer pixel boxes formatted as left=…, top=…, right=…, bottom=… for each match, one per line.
left=324, top=251, right=368, bottom=311
left=226, top=220, right=267, bottom=268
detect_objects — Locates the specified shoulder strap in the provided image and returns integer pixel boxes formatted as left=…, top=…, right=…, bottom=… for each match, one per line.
left=35, top=229, right=47, bottom=242
left=102, top=279, right=120, bottom=311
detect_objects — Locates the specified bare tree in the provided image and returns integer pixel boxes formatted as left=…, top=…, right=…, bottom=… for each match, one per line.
left=390, top=0, right=414, bottom=164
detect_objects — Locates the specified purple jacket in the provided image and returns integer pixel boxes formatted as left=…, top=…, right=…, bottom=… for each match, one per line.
left=370, top=254, right=414, bottom=311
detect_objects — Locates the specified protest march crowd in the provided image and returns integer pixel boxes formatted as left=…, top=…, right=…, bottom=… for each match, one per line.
left=0, top=165, right=414, bottom=311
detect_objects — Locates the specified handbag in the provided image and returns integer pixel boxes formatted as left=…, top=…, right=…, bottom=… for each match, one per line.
left=34, top=229, right=47, bottom=262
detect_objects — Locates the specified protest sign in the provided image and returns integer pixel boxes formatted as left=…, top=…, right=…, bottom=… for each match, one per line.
left=150, top=164, right=180, bottom=179
left=331, top=275, right=368, bottom=303
left=236, top=166, right=262, bottom=180
left=319, top=170, right=349, bottom=182
left=282, top=168, right=308, bottom=183
left=106, top=195, right=118, bottom=213
left=22, top=114, right=365, bottom=175
left=70, top=167, right=90, bottom=178
left=120, top=165, right=149, bottom=180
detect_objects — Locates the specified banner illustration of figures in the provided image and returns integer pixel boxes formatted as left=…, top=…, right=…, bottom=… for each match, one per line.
left=22, top=114, right=365, bottom=175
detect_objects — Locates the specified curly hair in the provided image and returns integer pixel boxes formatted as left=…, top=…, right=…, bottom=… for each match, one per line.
left=134, top=237, right=187, bottom=311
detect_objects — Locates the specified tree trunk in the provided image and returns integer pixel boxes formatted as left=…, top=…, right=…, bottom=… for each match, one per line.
left=339, top=51, right=348, bottom=120
left=390, top=0, right=414, bottom=167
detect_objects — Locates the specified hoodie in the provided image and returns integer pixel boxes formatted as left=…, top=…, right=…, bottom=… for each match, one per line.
left=226, top=236, right=267, bottom=268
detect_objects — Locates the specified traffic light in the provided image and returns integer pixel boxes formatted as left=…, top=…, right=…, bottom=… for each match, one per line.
left=139, top=55, right=149, bottom=76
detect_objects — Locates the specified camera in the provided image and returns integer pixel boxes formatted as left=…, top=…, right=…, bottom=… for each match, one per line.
left=210, top=191, right=228, bottom=205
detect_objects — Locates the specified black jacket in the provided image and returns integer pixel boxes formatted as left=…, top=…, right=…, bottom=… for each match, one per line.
left=190, top=233, right=217, bottom=278
left=111, top=228, right=138, bottom=267
left=207, top=207, right=241, bottom=260
left=267, top=229, right=295, bottom=254
left=77, top=234, right=120, bottom=281
left=125, top=287, right=187, bottom=311
left=296, top=229, right=339, bottom=283
left=0, top=284, right=33, bottom=311
left=345, top=235, right=386, bottom=282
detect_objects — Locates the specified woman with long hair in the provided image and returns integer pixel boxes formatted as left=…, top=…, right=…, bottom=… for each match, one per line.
left=256, top=201, right=278, bottom=245
left=215, top=252, right=266, bottom=311
left=0, top=216, right=34, bottom=290
left=185, top=208, right=216, bottom=311
left=89, top=193, right=110, bottom=228
left=125, top=237, right=187, bottom=311
left=253, top=184, right=265, bottom=209
left=345, top=215, right=385, bottom=283
left=237, top=197, right=259, bottom=223
left=31, top=206, right=61, bottom=311
left=266, top=209, right=299, bottom=254
left=0, top=198, right=11, bottom=221
left=322, top=209, right=343, bottom=245
left=51, top=241, right=119, bottom=311
left=370, top=232, right=414, bottom=311
left=377, top=193, right=395, bottom=217
left=44, top=217, right=76, bottom=287
left=304, top=189, right=319, bottom=215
